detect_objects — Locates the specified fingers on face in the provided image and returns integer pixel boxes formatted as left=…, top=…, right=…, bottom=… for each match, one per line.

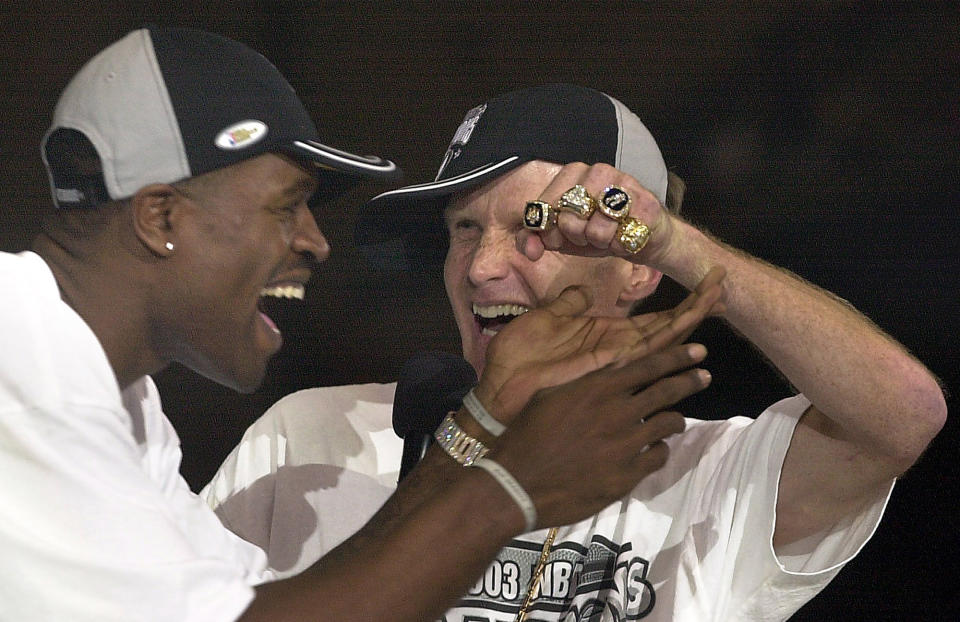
left=628, top=311, right=674, bottom=339
left=546, top=284, right=592, bottom=316
left=627, top=311, right=664, bottom=330
left=541, top=256, right=722, bottom=377
left=618, top=301, right=711, bottom=361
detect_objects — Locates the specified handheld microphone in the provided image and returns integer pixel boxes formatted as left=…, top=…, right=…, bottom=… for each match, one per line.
left=392, top=351, right=477, bottom=482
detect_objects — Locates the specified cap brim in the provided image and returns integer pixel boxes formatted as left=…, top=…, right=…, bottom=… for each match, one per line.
left=289, top=139, right=402, bottom=181
left=355, top=156, right=526, bottom=272
left=366, top=156, right=522, bottom=204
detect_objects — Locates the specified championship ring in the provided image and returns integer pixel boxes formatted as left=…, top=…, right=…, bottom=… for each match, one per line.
left=557, top=184, right=597, bottom=219
left=617, top=217, right=651, bottom=254
left=523, top=200, right=557, bottom=231
left=599, top=186, right=631, bottom=221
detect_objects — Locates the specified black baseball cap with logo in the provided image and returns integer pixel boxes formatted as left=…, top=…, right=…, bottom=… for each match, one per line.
left=42, top=25, right=401, bottom=210
left=354, top=83, right=668, bottom=271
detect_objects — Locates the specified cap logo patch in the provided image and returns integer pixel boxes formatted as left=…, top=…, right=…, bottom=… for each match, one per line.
left=435, top=103, right=486, bottom=180
left=215, top=120, right=268, bottom=150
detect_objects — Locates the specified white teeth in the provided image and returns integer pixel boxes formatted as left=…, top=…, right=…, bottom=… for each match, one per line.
left=260, top=284, right=305, bottom=300
left=472, top=303, right=530, bottom=319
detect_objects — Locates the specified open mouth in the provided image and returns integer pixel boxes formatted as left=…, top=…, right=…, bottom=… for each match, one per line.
left=473, top=303, right=529, bottom=336
left=258, top=283, right=306, bottom=334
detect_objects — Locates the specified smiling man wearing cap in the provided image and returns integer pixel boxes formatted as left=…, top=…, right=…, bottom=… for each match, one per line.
left=205, top=83, right=946, bottom=620
left=0, top=29, right=731, bottom=621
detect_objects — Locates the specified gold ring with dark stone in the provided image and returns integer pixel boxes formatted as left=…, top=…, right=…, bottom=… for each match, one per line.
left=523, top=200, right=557, bottom=231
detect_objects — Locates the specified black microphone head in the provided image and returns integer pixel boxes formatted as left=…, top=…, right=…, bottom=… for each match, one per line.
left=392, top=351, right=477, bottom=438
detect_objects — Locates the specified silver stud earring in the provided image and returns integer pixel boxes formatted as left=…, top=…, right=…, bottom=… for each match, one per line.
left=164, top=242, right=174, bottom=251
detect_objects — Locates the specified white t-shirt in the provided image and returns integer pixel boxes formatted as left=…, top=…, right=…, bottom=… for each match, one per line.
left=204, top=384, right=893, bottom=621
left=0, top=251, right=269, bottom=622
left=203, top=382, right=401, bottom=576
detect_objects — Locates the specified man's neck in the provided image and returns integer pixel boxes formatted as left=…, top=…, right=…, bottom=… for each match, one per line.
left=32, top=233, right=165, bottom=390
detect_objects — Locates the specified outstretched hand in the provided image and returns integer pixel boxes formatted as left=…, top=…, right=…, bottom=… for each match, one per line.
left=489, top=337, right=713, bottom=529
left=475, top=266, right=726, bottom=424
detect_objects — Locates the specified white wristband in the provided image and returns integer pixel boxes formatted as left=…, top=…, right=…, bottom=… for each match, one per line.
left=471, top=457, right=536, bottom=532
left=463, top=388, right=506, bottom=437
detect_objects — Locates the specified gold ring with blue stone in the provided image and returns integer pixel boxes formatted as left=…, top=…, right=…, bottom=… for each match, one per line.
left=599, top=186, right=632, bottom=222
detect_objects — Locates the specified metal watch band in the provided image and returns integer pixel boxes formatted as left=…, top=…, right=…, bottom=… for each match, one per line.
left=434, top=412, right=489, bottom=466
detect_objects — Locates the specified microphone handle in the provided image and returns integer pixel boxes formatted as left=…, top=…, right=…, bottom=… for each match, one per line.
left=398, top=433, right=433, bottom=482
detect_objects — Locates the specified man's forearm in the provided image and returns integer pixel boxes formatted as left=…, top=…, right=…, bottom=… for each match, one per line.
left=655, top=218, right=945, bottom=463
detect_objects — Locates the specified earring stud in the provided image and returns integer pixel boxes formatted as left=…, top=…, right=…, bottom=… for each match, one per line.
left=164, top=242, right=174, bottom=251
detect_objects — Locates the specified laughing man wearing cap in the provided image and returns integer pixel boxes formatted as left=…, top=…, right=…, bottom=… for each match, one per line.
left=205, top=84, right=946, bottom=620
left=0, top=31, right=728, bottom=622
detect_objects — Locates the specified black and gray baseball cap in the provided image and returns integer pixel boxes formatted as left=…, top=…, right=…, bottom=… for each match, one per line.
left=42, top=25, right=401, bottom=209
left=355, top=83, right=667, bottom=271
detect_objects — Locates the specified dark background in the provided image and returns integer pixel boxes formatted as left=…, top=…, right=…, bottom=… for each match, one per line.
left=1, top=1, right=957, bottom=619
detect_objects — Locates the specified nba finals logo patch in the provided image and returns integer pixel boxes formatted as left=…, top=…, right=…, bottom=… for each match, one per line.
left=435, top=103, right=486, bottom=180
left=215, top=120, right=268, bottom=150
